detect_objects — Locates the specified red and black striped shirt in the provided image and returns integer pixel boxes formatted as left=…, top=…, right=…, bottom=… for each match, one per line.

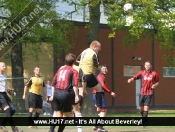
left=52, top=65, right=79, bottom=91
left=92, top=73, right=111, bottom=94
left=133, top=70, right=159, bottom=95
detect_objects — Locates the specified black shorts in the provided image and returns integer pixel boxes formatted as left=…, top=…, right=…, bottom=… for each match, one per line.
left=53, top=89, right=72, bottom=112
left=79, top=69, right=98, bottom=88
left=0, top=92, right=13, bottom=110
left=139, top=95, right=152, bottom=106
left=47, top=96, right=51, bottom=103
left=70, top=90, right=83, bottom=106
left=28, top=92, right=43, bottom=109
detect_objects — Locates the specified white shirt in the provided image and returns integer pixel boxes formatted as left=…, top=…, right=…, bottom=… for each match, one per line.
left=46, top=84, right=52, bottom=96
left=0, top=73, right=7, bottom=92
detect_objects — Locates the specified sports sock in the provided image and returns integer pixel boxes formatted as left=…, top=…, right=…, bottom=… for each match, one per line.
left=94, top=114, right=100, bottom=128
left=79, top=95, right=83, bottom=108
left=1, top=117, right=7, bottom=126
left=58, top=126, right=65, bottom=132
left=143, top=111, right=148, bottom=117
left=28, top=112, right=33, bottom=126
left=142, top=111, right=148, bottom=126
left=50, top=111, right=57, bottom=131
left=140, top=111, right=143, bottom=117
left=10, top=105, right=15, bottom=116
left=33, top=111, right=40, bottom=119
left=5, top=108, right=15, bottom=129
left=75, top=113, right=83, bottom=132
left=33, top=111, right=40, bottom=126
left=49, top=125, right=56, bottom=132
left=98, top=115, right=105, bottom=129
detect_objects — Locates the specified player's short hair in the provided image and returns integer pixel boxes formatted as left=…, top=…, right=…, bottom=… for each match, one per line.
left=145, top=61, right=152, bottom=65
left=90, top=40, right=100, bottom=48
left=101, top=64, right=108, bottom=69
left=65, top=53, right=76, bottom=66
left=34, top=66, right=40, bottom=70
left=0, top=62, right=5, bottom=65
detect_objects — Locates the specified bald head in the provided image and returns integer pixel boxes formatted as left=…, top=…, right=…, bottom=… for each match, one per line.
left=90, top=40, right=101, bottom=53
left=0, top=62, right=6, bottom=73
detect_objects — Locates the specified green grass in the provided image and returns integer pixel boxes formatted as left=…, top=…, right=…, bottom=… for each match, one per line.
left=0, top=109, right=175, bottom=117
left=83, top=110, right=175, bottom=117
left=0, top=109, right=174, bottom=117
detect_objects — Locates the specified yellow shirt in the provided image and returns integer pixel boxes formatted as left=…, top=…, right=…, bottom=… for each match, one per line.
left=79, top=48, right=98, bottom=74
left=72, top=64, right=79, bottom=73
left=27, top=76, right=44, bottom=95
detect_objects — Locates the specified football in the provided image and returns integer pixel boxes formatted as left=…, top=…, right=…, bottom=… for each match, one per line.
left=124, top=3, right=133, bottom=12
left=7, top=88, right=11, bottom=93
left=83, top=91, right=87, bottom=96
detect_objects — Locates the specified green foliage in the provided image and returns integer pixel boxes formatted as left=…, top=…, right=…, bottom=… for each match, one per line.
left=106, top=0, right=175, bottom=65
left=0, top=0, right=77, bottom=60
left=22, top=11, right=77, bottom=60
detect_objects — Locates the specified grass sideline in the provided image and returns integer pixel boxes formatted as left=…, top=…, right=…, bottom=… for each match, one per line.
left=0, top=109, right=175, bottom=117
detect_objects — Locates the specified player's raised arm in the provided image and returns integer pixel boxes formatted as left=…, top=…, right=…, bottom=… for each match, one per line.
left=128, top=70, right=143, bottom=83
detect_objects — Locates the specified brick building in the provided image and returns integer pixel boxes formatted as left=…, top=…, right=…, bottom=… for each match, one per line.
left=64, top=22, right=175, bottom=111
left=1, top=22, right=175, bottom=112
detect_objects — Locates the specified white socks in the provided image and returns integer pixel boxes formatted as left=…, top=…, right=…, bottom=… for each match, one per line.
left=75, top=113, right=83, bottom=132
left=53, top=111, right=83, bottom=132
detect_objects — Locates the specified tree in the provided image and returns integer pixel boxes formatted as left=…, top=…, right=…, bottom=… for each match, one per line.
left=64, top=0, right=101, bottom=114
left=106, top=0, right=175, bottom=66
left=58, top=0, right=175, bottom=113
left=0, top=0, right=77, bottom=112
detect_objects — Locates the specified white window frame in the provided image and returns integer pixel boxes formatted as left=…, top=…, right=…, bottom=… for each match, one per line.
left=163, top=67, right=175, bottom=77
left=124, top=65, right=142, bottom=77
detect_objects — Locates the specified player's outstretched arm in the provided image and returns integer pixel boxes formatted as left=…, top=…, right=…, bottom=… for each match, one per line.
left=111, top=92, right=116, bottom=97
left=128, top=78, right=134, bottom=83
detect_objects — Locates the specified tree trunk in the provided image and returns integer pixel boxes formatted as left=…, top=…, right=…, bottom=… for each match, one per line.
left=60, top=49, right=65, bottom=67
left=87, top=2, right=101, bottom=46
left=11, top=42, right=26, bottom=112
left=81, top=2, right=101, bottom=115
